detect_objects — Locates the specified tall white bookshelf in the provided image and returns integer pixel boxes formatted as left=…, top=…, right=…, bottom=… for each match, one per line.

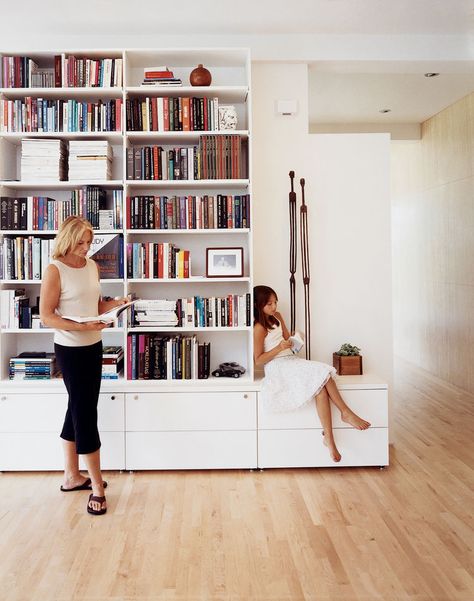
left=0, top=48, right=256, bottom=471
left=0, top=47, right=253, bottom=388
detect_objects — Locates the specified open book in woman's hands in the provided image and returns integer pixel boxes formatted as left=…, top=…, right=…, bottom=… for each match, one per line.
left=61, top=300, right=137, bottom=324
left=289, top=331, right=304, bottom=354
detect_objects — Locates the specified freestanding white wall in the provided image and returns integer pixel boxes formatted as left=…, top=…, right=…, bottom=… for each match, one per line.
left=252, top=63, right=393, bottom=389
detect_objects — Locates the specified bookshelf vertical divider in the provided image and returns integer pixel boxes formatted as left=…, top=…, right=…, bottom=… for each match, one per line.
left=0, top=48, right=257, bottom=471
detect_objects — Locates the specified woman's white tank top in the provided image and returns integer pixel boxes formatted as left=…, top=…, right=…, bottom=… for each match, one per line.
left=263, top=322, right=293, bottom=359
left=51, top=258, right=102, bottom=347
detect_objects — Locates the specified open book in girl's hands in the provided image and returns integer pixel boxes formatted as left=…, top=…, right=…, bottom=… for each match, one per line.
left=61, top=300, right=137, bottom=324
left=289, top=331, right=305, bottom=354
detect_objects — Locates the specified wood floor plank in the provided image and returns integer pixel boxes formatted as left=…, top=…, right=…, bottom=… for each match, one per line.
left=1, top=358, right=474, bottom=601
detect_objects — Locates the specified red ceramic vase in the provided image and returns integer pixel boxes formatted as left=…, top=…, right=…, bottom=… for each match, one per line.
left=190, top=64, right=212, bottom=86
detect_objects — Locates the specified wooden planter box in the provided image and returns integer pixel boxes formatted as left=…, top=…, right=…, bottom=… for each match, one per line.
left=333, top=353, right=363, bottom=375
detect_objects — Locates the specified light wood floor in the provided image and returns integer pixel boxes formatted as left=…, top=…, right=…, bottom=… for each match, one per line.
left=1, top=360, right=473, bottom=601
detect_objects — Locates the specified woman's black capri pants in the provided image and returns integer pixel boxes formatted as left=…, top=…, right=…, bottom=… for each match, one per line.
left=55, top=340, right=102, bottom=455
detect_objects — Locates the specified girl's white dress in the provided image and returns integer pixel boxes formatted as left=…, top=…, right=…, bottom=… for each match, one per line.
left=260, top=322, right=336, bottom=412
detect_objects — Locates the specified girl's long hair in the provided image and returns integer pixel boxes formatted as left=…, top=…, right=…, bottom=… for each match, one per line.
left=52, top=216, right=93, bottom=259
left=253, top=285, right=279, bottom=330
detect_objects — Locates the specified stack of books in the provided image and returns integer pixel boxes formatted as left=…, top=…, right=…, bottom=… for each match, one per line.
left=102, top=346, right=124, bottom=380
left=9, top=352, right=57, bottom=380
left=132, top=299, right=178, bottom=327
left=140, top=66, right=182, bottom=87
left=69, top=140, right=112, bottom=181
left=21, top=138, right=67, bottom=181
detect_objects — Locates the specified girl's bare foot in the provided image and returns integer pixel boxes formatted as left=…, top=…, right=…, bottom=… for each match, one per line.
left=322, top=431, right=342, bottom=462
left=341, top=411, right=371, bottom=430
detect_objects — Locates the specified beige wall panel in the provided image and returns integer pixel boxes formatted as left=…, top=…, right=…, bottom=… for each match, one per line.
left=392, top=92, right=474, bottom=394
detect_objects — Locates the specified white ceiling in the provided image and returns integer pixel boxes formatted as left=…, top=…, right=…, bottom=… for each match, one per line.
left=7, top=0, right=474, bottom=36
left=309, top=61, right=474, bottom=129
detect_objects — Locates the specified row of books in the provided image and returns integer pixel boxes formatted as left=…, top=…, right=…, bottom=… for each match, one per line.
left=0, top=189, right=123, bottom=231
left=126, top=137, right=246, bottom=180
left=126, top=97, right=219, bottom=132
left=126, top=194, right=250, bottom=230
left=127, top=242, right=190, bottom=279
left=126, top=145, right=196, bottom=181
left=1, top=55, right=123, bottom=88
left=175, top=294, right=251, bottom=328
left=2, top=56, right=39, bottom=88
left=0, top=289, right=38, bottom=329
left=1, top=236, right=53, bottom=280
left=102, top=345, right=123, bottom=380
left=30, top=70, right=55, bottom=88
left=9, top=352, right=58, bottom=380
left=199, top=135, right=244, bottom=180
left=0, top=98, right=122, bottom=132
left=59, top=56, right=123, bottom=88
left=127, top=334, right=210, bottom=380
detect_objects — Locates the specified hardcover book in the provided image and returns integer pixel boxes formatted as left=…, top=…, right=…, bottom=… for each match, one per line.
left=88, top=234, right=124, bottom=278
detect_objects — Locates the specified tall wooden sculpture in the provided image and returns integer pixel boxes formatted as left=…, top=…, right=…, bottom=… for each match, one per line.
left=288, top=171, right=297, bottom=334
left=299, top=178, right=311, bottom=359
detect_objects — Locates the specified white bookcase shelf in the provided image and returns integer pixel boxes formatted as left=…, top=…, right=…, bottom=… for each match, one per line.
left=125, top=179, right=250, bottom=189
left=0, top=180, right=123, bottom=190
left=0, top=87, right=124, bottom=99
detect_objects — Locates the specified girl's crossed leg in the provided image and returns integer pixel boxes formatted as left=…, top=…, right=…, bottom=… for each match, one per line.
left=315, top=378, right=370, bottom=462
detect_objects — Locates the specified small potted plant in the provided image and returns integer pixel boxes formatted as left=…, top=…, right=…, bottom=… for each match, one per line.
left=333, top=343, right=363, bottom=375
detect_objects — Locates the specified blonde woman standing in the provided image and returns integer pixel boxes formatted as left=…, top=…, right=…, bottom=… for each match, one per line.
left=40, top=216, right=126, bottom=516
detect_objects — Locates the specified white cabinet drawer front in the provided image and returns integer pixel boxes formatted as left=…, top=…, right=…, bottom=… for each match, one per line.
left=0, top=393, right=124, bottom=432
left=126, top=392, right=256, bottom=431
left=126, top=431, right=257, bottom=470
left=0, top=394, right=67, bottom=433
left=0, top=431, right=125, bottom=471
left=97, top=394, right=125, bottom=431
left=258, top=428, right=389, bottom=468
left=258, top=388, right=388, bottom=429
left=0, top=433, right=63, bottom=470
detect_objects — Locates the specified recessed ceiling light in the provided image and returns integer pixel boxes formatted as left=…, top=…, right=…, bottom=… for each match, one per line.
left=424, top=72, right=440, bottom=78
left=379, top=109, right=391, bottom=113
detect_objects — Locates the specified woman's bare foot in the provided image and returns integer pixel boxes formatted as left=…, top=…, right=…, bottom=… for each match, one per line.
left=341, top=411, right=371, bottom=430
left=322, top=431, right=342, bottom=462
left=62, top=474, right=89, bottom=490
left=88, top=484, right=107, bottom=513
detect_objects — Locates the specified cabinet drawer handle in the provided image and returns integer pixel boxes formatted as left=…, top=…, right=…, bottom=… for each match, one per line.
left=0, top=396, right=6, bottom=401
left=134, top=395, right=139, bottom=400
left=243, top=394, right=248, bottom=399
left=111, top=395, right=116, bottom=400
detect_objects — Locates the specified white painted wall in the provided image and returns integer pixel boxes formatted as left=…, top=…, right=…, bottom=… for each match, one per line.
left=253, top=63, right=393, bottom=387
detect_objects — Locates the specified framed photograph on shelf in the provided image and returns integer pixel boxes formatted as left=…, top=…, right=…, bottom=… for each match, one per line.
left=206, top=247, right=244, bottom=278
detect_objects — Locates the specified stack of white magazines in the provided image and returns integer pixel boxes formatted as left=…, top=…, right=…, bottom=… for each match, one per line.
left=21, top=138, right=68, bottom=181
left=68, top=140, right=112, bottom=181
left=133, top=299, right=178, bottom=327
